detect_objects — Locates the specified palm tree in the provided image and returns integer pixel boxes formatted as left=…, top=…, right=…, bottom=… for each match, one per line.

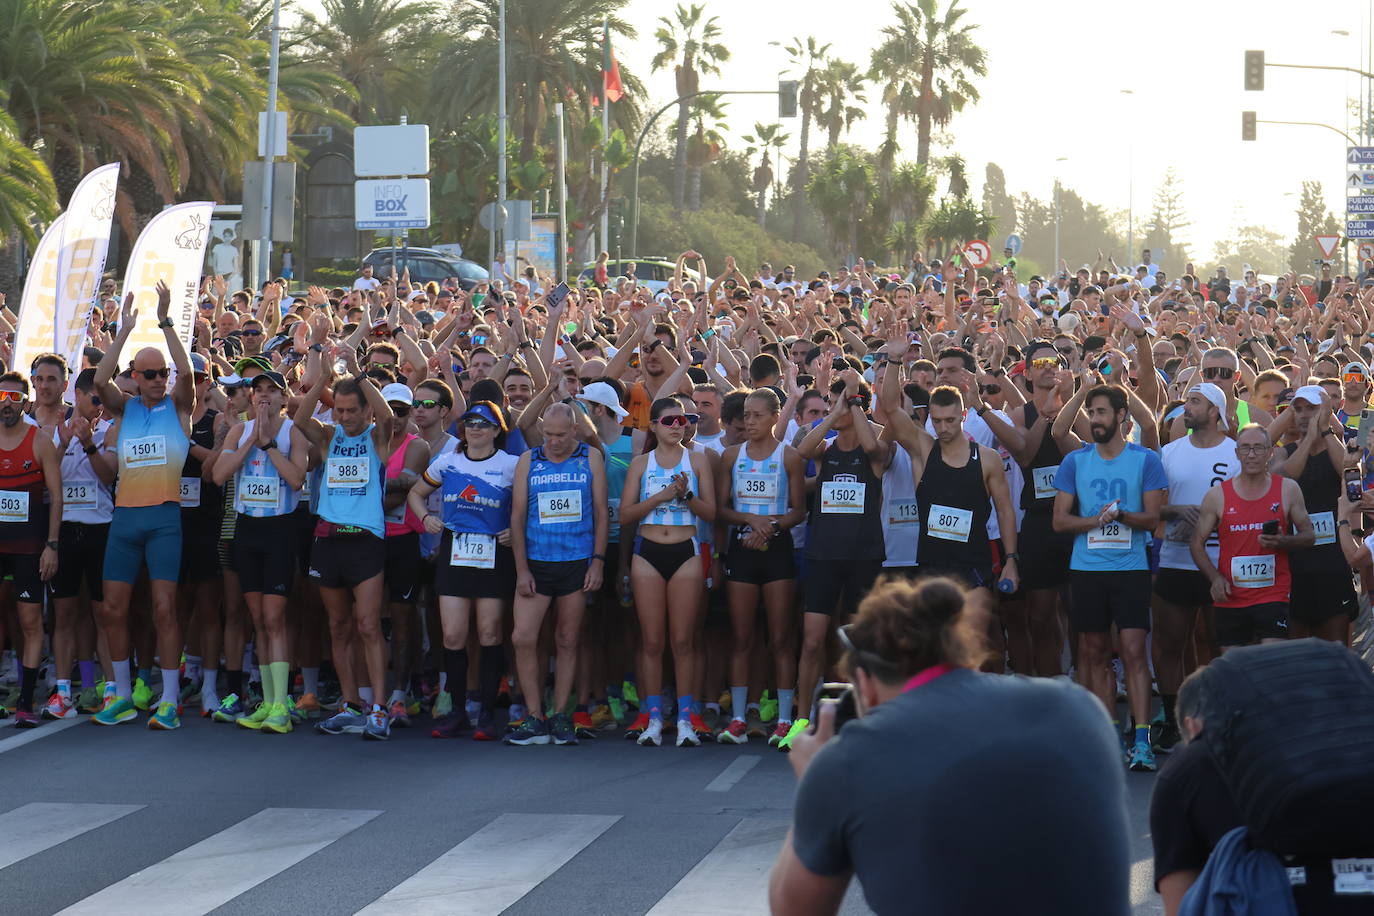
left=437, top=0, right=643, bottom=164
left=807, top=146, right=874, bottom=266
left=869, top=0, right=987, bottom=167
left=778, top=36, right=829, bottom=240
left=742, top=121, right=786, bottom=229
left=922, top=197, right=994, bottom=251
left=814, top=59, right=867, bottom=149
left=299, top=0, right=441, bottom=125
left=650, top=3, right=728, bottom=213
left=684, top=94, right=727, bottom=212
left=0, top=103, right=56, bottom=245
left=889, top=161, right=935, bottom=225
left=885, top=220, right=921, bottom=266
left=938, top=154, right=968, bottom=199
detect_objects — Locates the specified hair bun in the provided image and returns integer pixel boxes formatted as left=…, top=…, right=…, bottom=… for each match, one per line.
left=915, top=578, right=965, bottom=624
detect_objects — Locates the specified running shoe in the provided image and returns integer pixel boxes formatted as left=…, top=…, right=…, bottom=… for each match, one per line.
left=363, top=709, right=391, bottom=741
left=1128, top=741, right=1157, bottom=772
left=776, top=718, right=809, bottom=752
left=1153, top=722, right=1183, bottom=755
left=131, top=677, right=153, bottom=711
left=262, top=704, right=292, bottom=734
left=76, top=684, right=103, bottom=714
left=285, top=697, right=304, bottom=725
left=405, top=694, right=422, bottom=717
left=717, top=719, right=749, bottom=745
left=211, top=694, right=244, bottom=723
left=388, top=700, right=411, bottom=728
left=507, top=703, right=527, bottom=725
left=676, top=718, right=701, bottom=747
left=13, top=708, right=39, bottom=728
left=550, top=713, right=579, bottom=746
left=0, top=704, right=8, bottom=720
left=689, top=712, right=712, bottom=742
left=758, top=690, right=778, bottom=724
left=571, top=711, right=598, bottom=739
left=464, top=698, right=482, bottom=723
left=745, top=707, right=767, bottom=739
left=294, top=693, right=322, bottom=719
left=621, top=680, right=639, bottom=708
left=589, top=704, right=617, bottom=731
left=505, top=716, right=550, bottom=746
left=636, top=718, right=663, bottom=747
left=432, top=690, right=453, bottom=719
left=178, top=680, right=201, bottom=707
left=148, top=701, right=180, bottom=730
left=607, top=696, right=627, bottom=724
left=624, top=713, right=650, bottom=740
left=1112, top=658, right=1127, bottom=703
left=93, top=696, right=136, bottom=726
left=315, top=705, right=366, bottom=735
left=236, top=703, right=271, bottom=730
left=473, top=710, right=500, bottom=741
left=768, top=721, right=791, bottom=747
left=0, top=684, right=18, bottom=710
left=717, top=689, right=733, bottom=713
left=41, top=692, right=76, bottom=720
left=430, top=711, right=471, bottom=739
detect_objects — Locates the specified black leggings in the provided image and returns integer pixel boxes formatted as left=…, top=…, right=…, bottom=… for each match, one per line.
left=634, top=536, right=698, bottom=580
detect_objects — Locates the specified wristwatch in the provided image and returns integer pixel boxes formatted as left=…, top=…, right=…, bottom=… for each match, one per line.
left=1338, top=519, right=1352, bottom=528
left=1004, top=552, right=1020, bottom=562
left=157, top=318, right=175, bottom=329
left=1322, top=428, right=1335, bottom=437
left=263, top=441, right=277, bottom=451
left=45, top=540, right=58, bottom=551
left=309, top=343, right=323, bottom=353
left=82, top=443, right=99, bottom=455
left=846, top=396, right=865, bottom=408
left=975, top=405, right=990, bottom=416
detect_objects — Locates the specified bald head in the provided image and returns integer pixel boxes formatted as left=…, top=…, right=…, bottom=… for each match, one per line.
left=132, top=348, right=167, bottom=371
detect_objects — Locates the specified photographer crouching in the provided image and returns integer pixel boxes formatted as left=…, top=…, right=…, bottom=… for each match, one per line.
left=768, top=575, right=1133, bottom=915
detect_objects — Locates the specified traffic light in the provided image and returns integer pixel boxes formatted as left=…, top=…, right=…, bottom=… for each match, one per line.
left=1244, top=50, right=1264, bottom=90
left=1242, top=110, right=1256, bottom=141
left=778, top=80, right=798, bottom=118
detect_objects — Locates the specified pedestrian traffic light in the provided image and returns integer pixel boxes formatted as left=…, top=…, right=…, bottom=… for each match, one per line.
left=1242, top=110, right=1256, bottom=141
left=778, top=80, right=798, bottom=118
left=1244, top=50, right=1264, bottom=91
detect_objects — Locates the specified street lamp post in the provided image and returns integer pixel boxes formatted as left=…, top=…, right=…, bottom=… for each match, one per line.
left=1121, top=89, right=1134, bottom=269
left=1054, top=156, right=1068, bottom=269
left=256, top=0, right=281, bottom=289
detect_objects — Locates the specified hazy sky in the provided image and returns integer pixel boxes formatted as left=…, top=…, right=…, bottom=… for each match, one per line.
left=616, top=0, right=1369, bottom=265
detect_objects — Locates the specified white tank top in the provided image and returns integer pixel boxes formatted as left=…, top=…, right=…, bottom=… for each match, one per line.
left=731, top=441, right=789, bottom=519
left=232, top=418, right=301, bottom=517
left=642, top=448, right=697, bottom=528
left=57, top=420, right=114, bottom=525
left=882, top=444, right=919, bottom=567
left=1159, top=436, right=1241, bottom=570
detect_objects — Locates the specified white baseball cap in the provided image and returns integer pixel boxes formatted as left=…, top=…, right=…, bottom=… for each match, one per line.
left=381, top=382, right=414, bottom=405
left=1187, top=382, right=1229, bottom=430
left=577, top=381, right=628, bottom=419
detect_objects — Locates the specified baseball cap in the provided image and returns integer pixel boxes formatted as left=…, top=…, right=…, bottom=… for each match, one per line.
left=1343, top=362, right=1368, bottom=378
left=189, top=352, right=209, bottom=374
left=1291, top=385, right=1326, bottom=406
left=459, top=401, right=507, bottom=429
left=216, top=373, right=249, bottom=388
left=416, top=310, right=436, bottom=326
left=1188, top=382, right=1229, bottom=430
left=407, top=290, right=426, bottom=303
left=578, top=381, right=628, bottom=419
left=381, top=382, right=414, bottom=405
left=251, top=370, right=286, bottom=390
left=233, top=355, right=273, bottom=376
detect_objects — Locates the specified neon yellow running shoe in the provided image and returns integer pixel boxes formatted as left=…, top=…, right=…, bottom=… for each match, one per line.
left=776, top=718, right=809, bottom=752
left=236, top=702, right=271, bottom=730
left=262, top=703, right=292, bottom=734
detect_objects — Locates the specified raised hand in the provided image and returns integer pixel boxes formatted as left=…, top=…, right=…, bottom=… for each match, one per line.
left=155, top=279, right=171, bottom=323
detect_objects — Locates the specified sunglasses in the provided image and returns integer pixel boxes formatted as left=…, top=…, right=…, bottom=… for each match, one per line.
left=140, top=368, right=171, bottom=380
left=1343, top=372, right=1368, bottom=383
left=1201, top=366, right=1235, bottom=381
left=1029, top=356, right=1061, bottom=370
left=412, top=398, right=446, bottom=409
left=0, top=391, right=23, bottom=403
left=656, top=415, right=690, bottom=428
left=1055, top=346, right=1075, bottom=355
left=684, top=413, right=700, bottom=424
left=89, top=395, right=101, bottom=406
left=193, top=373, right=210, bottom=383
left=390, top=404, right=411, bottom=416
left=463, top=418, right=497, bottom=430
left=369, top=362, right=396, bottom=371
left=980, top=384, right=1001, bottom=395
left=241, top=329, right=263, bottom=337
left=578, top=377, right=597, bottom=386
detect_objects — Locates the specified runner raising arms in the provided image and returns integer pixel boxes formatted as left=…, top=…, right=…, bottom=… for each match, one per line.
left=618, top=397, right=716, bottom=747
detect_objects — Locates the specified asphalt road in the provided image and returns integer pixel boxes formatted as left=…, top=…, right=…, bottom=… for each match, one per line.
left=0, top=703, right=1162, bottom=916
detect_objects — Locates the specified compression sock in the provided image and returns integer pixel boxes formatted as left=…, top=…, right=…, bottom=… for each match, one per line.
left=437, top=671, right=447, bottom=693
left=78, top=660, right=97, bottom=690
left=202, top=668, right=218, bottom=700
left=444, top=649, right=469, bottom=711
left=270, top=662, right=290, bottom=706
left=646, top=694, right=663, bottom=721
left=18, top=666, right=38, bottom=712
left=160, top=668, right=179, bottom=707
left=302, top=667, right=320, bottom=697
left=778, top=689, right=795, bottom=724
left=226, top=668, right=243, bottom=697
left=113, top=658, right=133, bottom=700
left=731, top=687, right=747, bottom=721
left=1162, top=693, right=1177, bottom=726
left=1135, top=724, right=1150, bottom=748
left=478, top=645, right=504, bottom=713
left=136, top=667, right=151, bottom=687
left=677, top=695, right=694, bottom=721
left=57, top=678, right=71, bottom=699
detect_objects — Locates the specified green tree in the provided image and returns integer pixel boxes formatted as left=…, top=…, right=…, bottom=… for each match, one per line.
left=1141, top=167, right=1191, bottom=270
left=814, top=58, right=866, bottom=149
left=0, top=103, right=56, bottom=246
left=778, top=36, right=829, bottom=241
left=684, top=94, right=728, bottom=212
left=1289, top=180, right=1341, bottom=273
left=807, top=145, right=875, bottom=265
left=650, top=3, right=728, bottom=213
left=922, top=197, right=993, bottom=251
left=981, top=162, right=1015, bottom=240
left=1210, top=225, right=1289, bottom=277
left=869, top=0, right=986, bottom=167
left=741, top=122, right=787, bottom=229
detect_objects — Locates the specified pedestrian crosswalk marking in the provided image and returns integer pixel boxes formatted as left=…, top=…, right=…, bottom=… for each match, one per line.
left=0, top=802, right=143, bottom=870
left=357, top=813, right=620, bottom=915
left=56, top=806, right=380, bottom=916
left=705, top=755, right=761, bottom=791
left=647, top=818, right=790, bottom=915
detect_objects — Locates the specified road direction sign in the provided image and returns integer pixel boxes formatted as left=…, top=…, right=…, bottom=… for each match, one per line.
left=963, top=239, right=991, bottom=268
left=1004, top=233, right=1022, bottom=256
left=1315, top=235, right=1341, bottom=258
left=1348, top=147, right=1374, bottom=165
left=1348, top=197, right=1374, bottom=214
left=1346, top=219, right=1374, bottom=237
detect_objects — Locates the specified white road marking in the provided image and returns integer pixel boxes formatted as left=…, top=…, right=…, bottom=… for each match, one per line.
left=0, top=802, right=143, bottom=870
left=647, top=819, right=790, bottom=915
left=0, top=716, right=87, bottom=755
left=705, top=755, right=761, bottom=792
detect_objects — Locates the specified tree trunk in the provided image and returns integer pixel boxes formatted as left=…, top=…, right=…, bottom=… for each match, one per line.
left=916, top=58, right=934, bottom=166
left=757, top=191, right=766, bottom=229
left=792, top=77, right=812, bottom=241
left=687, top=166, right=702, bottom=212
left=672, top=100, right=689, bottom=212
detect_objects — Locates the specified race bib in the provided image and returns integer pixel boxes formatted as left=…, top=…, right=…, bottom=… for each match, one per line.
left=326, top=456, right=370, bottom=490
left=64, top=483, right=97, bottom=511
left=1087, top=520, right=1131, bottom=550
left=450, top=532, right=496, bottom=569
left=608, top=498, right=620, bottom=526
left=124, top=435, right=167, bottom=468
left=926, top=504, right=973, bottom=542
left=887, top=498, right=920, bottom=526
left=537, top=489, right=583, bottom=524
left=384, top=501, right=407, bottom=524
left=1310, top=510, right=1336, bottom=547
left=1032, top=465, right=1059, bottom=500
left=1231, top=554, right=1275, bottom=589
left=646, top=475, right=683, bottom=521
left=238, top=476, right=279, bottom=509
left=179, top=477, right=201, bottom=508
left=820, top=481, right=865, bottom=514
left=301, top=474, right=312, bottom=501
left=0, top=491, right=28, bottom=523
left=735, top=472, right=778, bottom=503
left=1334, top=858, right=1374, bottom=895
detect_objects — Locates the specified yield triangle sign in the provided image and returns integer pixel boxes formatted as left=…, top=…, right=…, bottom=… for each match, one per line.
left=1315, top=234, right=1341, bottom=258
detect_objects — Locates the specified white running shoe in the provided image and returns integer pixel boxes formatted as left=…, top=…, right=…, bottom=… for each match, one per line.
left=637, top=718, right=663, bottom=746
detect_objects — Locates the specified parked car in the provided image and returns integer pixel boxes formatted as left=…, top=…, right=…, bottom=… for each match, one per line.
left=361, top=247, right=489, bottom=291
left=576, top=258, right=706, bottom=294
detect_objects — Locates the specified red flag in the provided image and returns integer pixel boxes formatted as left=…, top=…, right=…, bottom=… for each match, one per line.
left=602, top=23, right=623, bottom=104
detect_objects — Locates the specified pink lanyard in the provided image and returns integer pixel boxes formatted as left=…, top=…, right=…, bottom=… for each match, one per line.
left=903, top=663, right=957, bottom=694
